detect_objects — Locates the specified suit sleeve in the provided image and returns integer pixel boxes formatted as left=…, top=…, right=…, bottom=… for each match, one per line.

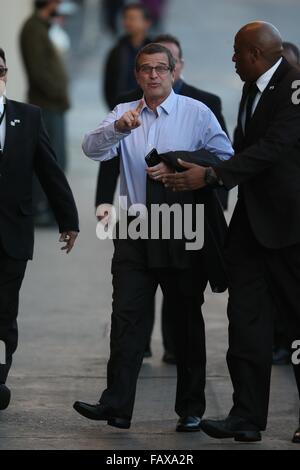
left=34, top=110, right=79, bottom=232
left=213, top=90, right=300, bottom=189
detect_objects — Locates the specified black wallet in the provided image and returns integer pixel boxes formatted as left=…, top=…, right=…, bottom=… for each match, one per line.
left=145, top=148, right=161, bottom=167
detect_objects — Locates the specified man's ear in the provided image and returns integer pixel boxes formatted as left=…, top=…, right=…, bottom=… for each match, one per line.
left=251, top=46, right=261, bottom=62
left=134, top=69, right=140, bottom=86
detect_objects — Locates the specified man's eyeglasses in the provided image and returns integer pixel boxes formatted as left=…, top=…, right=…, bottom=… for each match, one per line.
left=0, top=67, right=8, bottom=78
left=138, top=65, right=171, bottom=76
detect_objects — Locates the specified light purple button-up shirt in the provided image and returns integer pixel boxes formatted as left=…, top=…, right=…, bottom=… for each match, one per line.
left=83, top=90, right=233, bottom=206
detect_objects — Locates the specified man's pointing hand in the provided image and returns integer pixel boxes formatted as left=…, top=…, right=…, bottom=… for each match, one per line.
left=115, top=99, right=144, bottom=133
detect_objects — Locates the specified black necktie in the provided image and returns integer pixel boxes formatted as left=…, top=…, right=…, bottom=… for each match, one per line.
left=0, top=104, right=6, bottom=153
left=244, top=83, right=259, bottom=132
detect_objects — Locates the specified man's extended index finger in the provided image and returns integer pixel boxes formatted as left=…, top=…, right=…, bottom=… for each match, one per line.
left=135, top=99, right=144, bottom=115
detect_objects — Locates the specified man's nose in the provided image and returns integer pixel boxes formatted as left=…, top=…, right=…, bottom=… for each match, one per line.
left=232, top=54, right=236, bottom=62
left=150, top=68, right=158, bottom=78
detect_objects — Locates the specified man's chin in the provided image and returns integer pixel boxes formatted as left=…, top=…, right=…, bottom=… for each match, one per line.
left=145, top=89, right=163, bottom=99
left=235, top=69, right=245, bottom=81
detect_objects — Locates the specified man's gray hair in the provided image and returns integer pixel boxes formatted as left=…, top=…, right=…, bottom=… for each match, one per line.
left=135, top=43, right=176, bottom=72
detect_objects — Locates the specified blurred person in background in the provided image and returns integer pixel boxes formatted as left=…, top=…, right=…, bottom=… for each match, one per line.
left=282, top=41, right=300, bottom=69
left=140, top=0, right=168, bottom=32
left=19, top=0, right=71, bottom=227
left=103, top=3, right=152, bottom=110
left=95, top=34, right=229, bottom=364
left=101, top=0, right=125, bottom=36
left=0, top=47, right=79, bottom=411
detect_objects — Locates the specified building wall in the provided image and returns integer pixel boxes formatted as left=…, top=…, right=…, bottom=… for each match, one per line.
left=0, top=0, right=32, bottom=101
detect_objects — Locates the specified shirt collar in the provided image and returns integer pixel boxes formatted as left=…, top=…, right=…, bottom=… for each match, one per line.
left=142, top=89, right=177, bottom=116
left=0, top=95, right=5, bottom=113
left=256, top=57, right=282, bottom=93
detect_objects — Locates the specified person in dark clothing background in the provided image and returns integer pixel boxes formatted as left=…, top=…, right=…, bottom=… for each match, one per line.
left=102, top=0, right=125, bottom=36
left=140, top=0, right=168, bottom=32
left=282, top=41, right=300, bottom=69
left=96, top=34, right=230, bottom=364
left=20, top=0, right=71, bottom=227
left=103, top=3, right=152, bottom=110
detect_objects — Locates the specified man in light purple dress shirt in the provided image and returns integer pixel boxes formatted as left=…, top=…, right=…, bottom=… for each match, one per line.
left=73, top=43, right=233, bottom=432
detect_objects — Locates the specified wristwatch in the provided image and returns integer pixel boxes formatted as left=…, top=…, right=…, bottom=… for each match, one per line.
left=204, top=168, right=223, bottom=187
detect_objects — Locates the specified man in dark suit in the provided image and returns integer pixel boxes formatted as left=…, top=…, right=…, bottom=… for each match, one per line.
left=272, top=41, right=300, bottom=366
left=162, top=21, right=300, bottom=443
left=0, top=48, right=79, bottom=411
left=95, top=34, right=229, bottom=364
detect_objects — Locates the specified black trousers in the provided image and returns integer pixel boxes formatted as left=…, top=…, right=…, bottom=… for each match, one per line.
left=0, top=244, right=27, bottom=384
left=226, top=199, right=300, bottom=430
left=100, top=237, right=207, bottom=420
left=145, top=298, right=175, bottom=355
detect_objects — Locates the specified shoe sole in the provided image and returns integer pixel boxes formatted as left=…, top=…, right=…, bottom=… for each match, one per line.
left=107, top=418, right=131, bottom=429
left=201, top=423, right=261, bottom=442
left=176, top=427, right=201, bottom=432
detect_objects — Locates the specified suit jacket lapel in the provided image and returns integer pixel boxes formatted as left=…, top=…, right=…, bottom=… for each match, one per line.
left=2, top=98, right=14, bottom=156
left=246, top=58, right=292, bottom=130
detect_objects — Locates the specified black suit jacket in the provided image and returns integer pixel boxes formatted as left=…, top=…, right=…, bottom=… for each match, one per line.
left=0, top=99, right=79, bottom=260
left=214, top=58, right=300, bottom=249
left=95, top=81, right=228, bottom=206
left=179, top=82, right=228, bottom=134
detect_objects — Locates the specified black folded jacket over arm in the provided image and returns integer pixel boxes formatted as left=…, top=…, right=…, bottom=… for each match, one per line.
left=158, top=149, right=222, bottom=171
left=145, top=149, right=229, bottom=293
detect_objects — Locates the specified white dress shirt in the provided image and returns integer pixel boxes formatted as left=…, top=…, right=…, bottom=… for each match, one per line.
left=242, top=58, right=282, bottom=131
left=83, top=90, right=233, bottom=207
left=0, top=95, right=6, bottom=152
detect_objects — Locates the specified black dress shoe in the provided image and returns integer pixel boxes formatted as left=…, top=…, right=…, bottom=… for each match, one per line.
left=293, top=426, right=300, bottom=443
left=143, top=346, right=152, bottom=358
left=176, top=416, right=201, bottom=432
left=201, top=415, right=261, bottom=442
left=292, top=410, right=300, bottom=443
left=0, top=384, right=11, bottom=411
left=162, top=351, right=176, bottom=365
left=73, top=401, right=131, bottom=429
left=272, top=347, right=291, bottom=365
